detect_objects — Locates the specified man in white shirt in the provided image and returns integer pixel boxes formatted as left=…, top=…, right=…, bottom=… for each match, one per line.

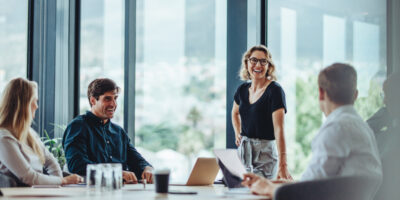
left=242, top=63, right=382, bottom=197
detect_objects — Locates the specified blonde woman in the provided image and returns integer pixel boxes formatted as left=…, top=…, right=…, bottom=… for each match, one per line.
left=232, top=45, right=292, bottom=180
left=0, top=78, right=82, bottom=186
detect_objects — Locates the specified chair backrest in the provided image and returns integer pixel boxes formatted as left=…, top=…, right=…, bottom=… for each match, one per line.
left=274, top=176, right=379, bottom=200
left=0, top=173, right=17, bottom=188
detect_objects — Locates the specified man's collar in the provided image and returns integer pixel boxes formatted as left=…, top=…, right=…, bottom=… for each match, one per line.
left=86, top=111, right=110, bottom=126
left=325, top=104, right=354, bottom=122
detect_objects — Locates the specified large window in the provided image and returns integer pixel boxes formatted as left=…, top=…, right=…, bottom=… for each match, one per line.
left=268, top=0, right=386, bottom=178
left=135, top=0, right=227, bottom=181
left=0, top=1, right=28, bottom=90
left=80, top=0, right=125, bottom=126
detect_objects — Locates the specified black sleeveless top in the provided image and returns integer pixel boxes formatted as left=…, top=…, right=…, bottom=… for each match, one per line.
left=234, top=81, right=287, bottom=140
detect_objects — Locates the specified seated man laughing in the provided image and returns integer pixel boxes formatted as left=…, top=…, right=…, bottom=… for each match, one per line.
left=63, top=78, right=153, bottom=183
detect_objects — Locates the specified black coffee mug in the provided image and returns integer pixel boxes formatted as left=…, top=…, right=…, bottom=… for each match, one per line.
left=154, top=169, right=170, bottom=193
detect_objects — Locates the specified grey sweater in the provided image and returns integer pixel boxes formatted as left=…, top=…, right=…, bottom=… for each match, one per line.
left=0, top=128, right=62, bottom=185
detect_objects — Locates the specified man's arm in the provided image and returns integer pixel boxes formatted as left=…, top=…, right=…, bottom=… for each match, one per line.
left=301, top=123, right=349, bottom=180
left=125, top=135, right=152, bottom=177
left=62, top=120, right=95, bottom=175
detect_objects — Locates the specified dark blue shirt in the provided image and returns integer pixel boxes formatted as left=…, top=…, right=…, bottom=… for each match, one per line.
left=62, top=111, right=151, bottom=176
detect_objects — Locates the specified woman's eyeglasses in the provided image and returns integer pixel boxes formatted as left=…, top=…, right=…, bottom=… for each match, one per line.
left=248, top=57, right=268, bottom=66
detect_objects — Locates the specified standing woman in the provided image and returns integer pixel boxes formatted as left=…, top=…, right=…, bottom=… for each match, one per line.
left=0, top=78, right=82, bottom=186
left=232, top=45, right=291, bottom=180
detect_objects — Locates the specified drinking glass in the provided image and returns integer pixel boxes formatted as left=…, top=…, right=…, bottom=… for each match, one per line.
left=110, top=163, right=123, bottom=190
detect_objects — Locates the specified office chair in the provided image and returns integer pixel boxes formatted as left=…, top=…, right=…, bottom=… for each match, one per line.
left=0, top=173, right=17, bottom=187
left=274, top=175, right=378, bottom=200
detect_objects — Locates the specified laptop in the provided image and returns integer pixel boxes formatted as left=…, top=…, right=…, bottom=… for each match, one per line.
left=169, top=157, right=220, bottom=186
left=213, top=149, right=251, bottom=194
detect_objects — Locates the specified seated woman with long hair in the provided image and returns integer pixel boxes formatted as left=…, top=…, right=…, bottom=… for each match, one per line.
left=0, top=78, right=82, bottom=186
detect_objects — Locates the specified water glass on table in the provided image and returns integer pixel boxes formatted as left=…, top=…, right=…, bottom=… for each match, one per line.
left=86, top=163, right=123, bottom=193
left=110, top=163, right=122, bottom=190
left=101, top=164, right=113, bottom=191
left=86, top=164, right=102, bottom=192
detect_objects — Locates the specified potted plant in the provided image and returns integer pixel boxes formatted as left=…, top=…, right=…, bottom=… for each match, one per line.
left=41, top=125, right=66, bottom=170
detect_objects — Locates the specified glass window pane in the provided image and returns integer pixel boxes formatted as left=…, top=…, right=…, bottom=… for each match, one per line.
left=80, top=0, right=125, bottom=125
left=247, top=0, right=259, bottom=47
left=0, top=1, right=28, bottom=90
left=268, top=0, right=386, bottom=178
left=135, top=0, right=227, bottom=181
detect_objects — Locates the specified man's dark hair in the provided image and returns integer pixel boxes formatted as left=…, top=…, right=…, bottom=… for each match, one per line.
left=318, top=63, right=357, bottom=105
left=87, top=78, right=120, bottom=107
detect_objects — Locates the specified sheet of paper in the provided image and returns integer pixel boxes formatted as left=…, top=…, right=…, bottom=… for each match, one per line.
left=61, top=183, right=86, bottom=187
left=32, top=185, right=61, bottom=188
left=225, top=187, right=251, bottom=195
left=213, top=149, right=247, bottom=179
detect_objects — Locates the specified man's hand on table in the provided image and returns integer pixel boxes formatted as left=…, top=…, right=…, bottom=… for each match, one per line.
left=123, top=171, right=138, bottom=184
left=242, top=173, right=279, bottom=197
left=141, top=166, right=153, bottom=183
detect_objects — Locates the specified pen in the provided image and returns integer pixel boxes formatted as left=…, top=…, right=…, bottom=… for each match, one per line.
left=142, top=179, right=146, bottom=189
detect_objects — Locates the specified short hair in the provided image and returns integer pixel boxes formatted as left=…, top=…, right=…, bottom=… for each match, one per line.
left=87, top=78, right=120, bottom=107
left=318, top=63, right=357, bottom=105
left=239, top=45, right=277, bottom=81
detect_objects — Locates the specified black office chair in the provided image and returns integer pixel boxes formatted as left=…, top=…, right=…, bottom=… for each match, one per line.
left=274, top=175, right=379, bottom=200
left=0, top=173, right=17, bottom=188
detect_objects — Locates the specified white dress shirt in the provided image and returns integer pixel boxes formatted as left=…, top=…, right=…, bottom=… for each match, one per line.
left=301, top=105, right=382, bottom=181
left=0, top=128, right=63, bottom=185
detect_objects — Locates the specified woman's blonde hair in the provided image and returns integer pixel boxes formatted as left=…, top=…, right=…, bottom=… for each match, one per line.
left=239, top=45, right=277, bottom=81
left=0, top=78, right=44, bottom=163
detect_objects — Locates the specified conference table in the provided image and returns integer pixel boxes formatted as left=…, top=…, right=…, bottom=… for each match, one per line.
left=0, top=184, right=270, bottom=200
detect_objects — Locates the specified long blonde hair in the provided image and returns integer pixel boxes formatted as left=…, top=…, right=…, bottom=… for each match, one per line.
left=239, top=45, right=277, bottom=81
left=0, top=78, right=45, bottom=163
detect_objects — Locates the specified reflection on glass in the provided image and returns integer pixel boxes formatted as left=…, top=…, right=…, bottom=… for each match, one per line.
left=80, top=0, right=125, bottom=126
left=268, top=0, right=386, bottom=178
left=280, top=7, right=297, bottom=141
left=135, top=0, right=227, bottom=181
left=353, top=21, right=380, bottom=97
left=323, top=15, right=346, bottom=66
left=247, top=0, right=258, bottom=47
left=0, top=1, right=28, bottom=91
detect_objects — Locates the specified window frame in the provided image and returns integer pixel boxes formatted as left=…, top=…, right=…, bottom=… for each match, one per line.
left=26, top=0, right=397, bottom=143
